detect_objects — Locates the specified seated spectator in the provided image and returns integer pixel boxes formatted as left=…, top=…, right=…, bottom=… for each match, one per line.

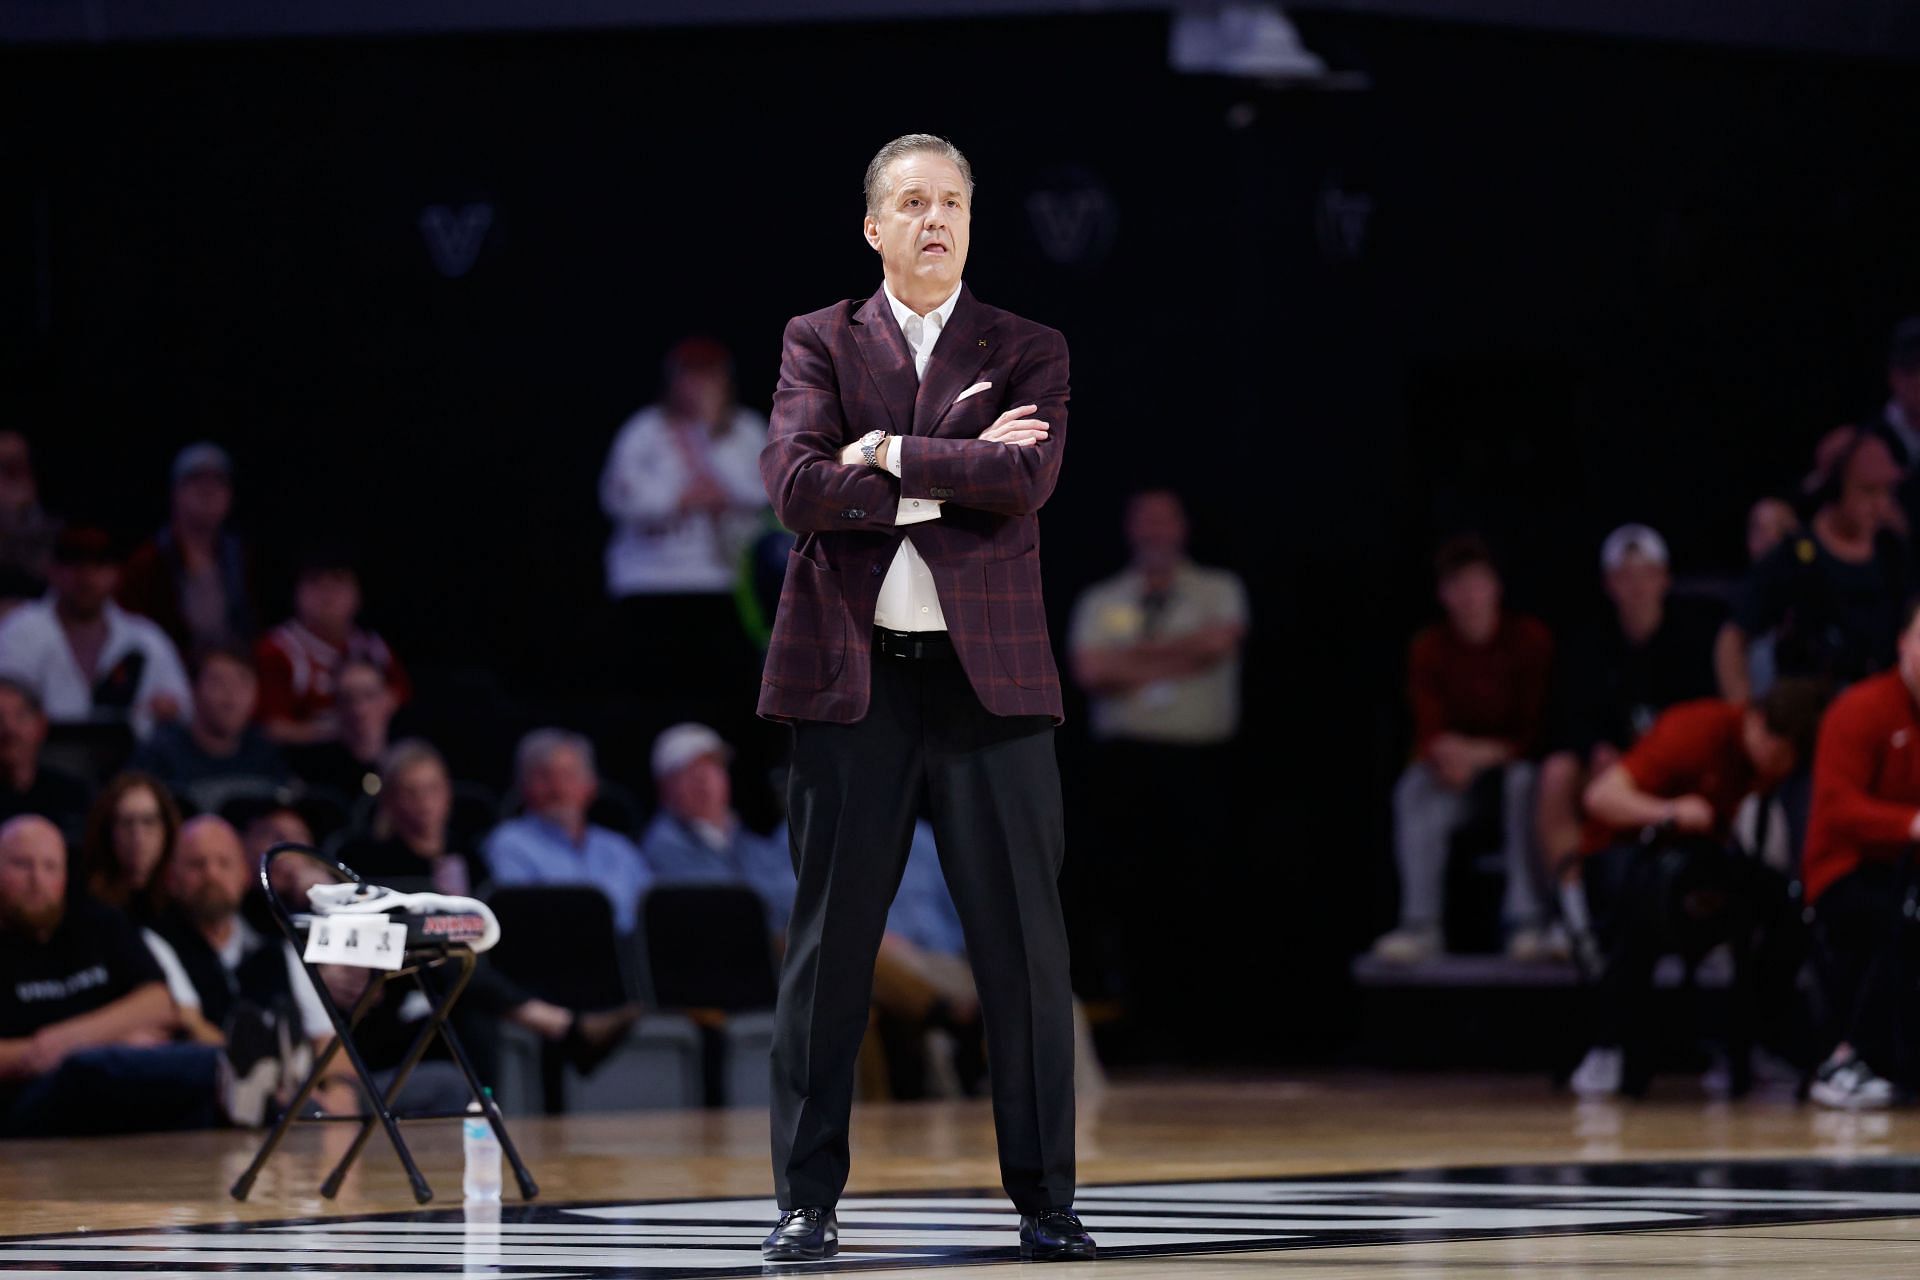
left=119, top=442, right=255, bottom=660
left=1372, top=536, right=1553, bottom=964
left=80, top=772, right=182, bottom=922
left=1569, top=679, right=1829, bottom=1097
left=129, top=645, right=289, bottom=812
left=284, top=657, right=401, bottom=801
left=336, top=739, right=480, bottom=895
left=0, top=677, right=92, bottom=845
left=140, top=815, right=325, bottom=1123
left=0, top=814, right=222, bottom=1138
left=1716, top=429, right=1908, bottom=701
left=255, top=549, right=410, bottom=747
left=637, top=723, right=794, bottom=931
left=486, top=729, right=653, bottom=935
left=1802, top=598, right=1920, bottom=1109
left=1534, top=526, right=1720, bottom=948
left=0, top=526, right=193, bottom=739
left=0, top=430, right=56, bottom=618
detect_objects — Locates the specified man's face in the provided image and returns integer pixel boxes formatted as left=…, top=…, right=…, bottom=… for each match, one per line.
left=173, top=470, right=232, bottom=532
left=1741, top=712, right=1796, bottom=780
left=50, top=560, right=118, bottom=617
left=1126, top=493, right=1189, bottom=570
left=169, top=819, right=249, bottom=928
left=0, top=819, right=66, bottom=938
left=667, top=367, right=730, bottom=426
left=194, top=655, right=258, bottom=739
left=336, top=663, right=395, bottom=743
left=245, top=810, right=314, bottom=872
left=1603, top=551, right=1669, bottom=622
left=523, top=747, right=596, bottom=826
left=296, top=570, right=360, bottom=635
left=0, top=687, right=47, bottom=775
left=1836, top=437, right=1901, bottom=536
left=661, top=753, right=731, bottom=824
left=1437, top=562, right=1502, bottom=641
left=386, top=759, right=451, bottom=843
left=863, top=152, right=971, bottom=301
left=1891, top=365, right=1920, bottom=423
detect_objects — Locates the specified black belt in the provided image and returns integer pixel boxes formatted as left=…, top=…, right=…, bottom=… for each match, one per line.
left=874, top=627, right=954, bottom=660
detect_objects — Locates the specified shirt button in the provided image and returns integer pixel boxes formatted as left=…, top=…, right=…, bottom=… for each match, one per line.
left=910, top=500, right=920, bottom=508
left=871, top=564, right=883, bottom=576
left=921, top=606, right=930, bottom=613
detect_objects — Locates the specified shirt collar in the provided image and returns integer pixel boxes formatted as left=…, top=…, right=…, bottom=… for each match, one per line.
left=882, top=280, right=963, bottom=341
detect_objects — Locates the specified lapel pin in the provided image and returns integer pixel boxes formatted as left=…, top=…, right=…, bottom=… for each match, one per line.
left=978, top=339, right=988, bottom=348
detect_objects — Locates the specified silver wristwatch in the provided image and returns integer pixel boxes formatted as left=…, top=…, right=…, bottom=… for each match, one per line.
left=858, top=430, right=888, bottom=468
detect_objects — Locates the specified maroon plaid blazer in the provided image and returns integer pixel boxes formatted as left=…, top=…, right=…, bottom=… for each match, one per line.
left=757, top=284, right=1069, bottom=725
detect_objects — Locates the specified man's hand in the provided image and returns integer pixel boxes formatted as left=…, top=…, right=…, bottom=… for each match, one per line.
left=1428, top=734, right=1477, bottom=790
left=680, top=472, right=731, bottom=514
left=1668, top=794, right=1716, bottom=832
left=979, top=404, right=1048, bottom=447
left=23, top=1026, right=71, bottom=1077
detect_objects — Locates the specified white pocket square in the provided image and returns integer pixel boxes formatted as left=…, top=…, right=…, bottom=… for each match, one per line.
left=954, top=380, right=993, bottom=404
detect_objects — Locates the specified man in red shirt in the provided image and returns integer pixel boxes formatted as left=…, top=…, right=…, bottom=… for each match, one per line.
left=1372, top=536, right=1553, bottom=964
left=1568, top=679, right=1828, bottom=1097
left=1801, top=597, right=1920, bottom=1108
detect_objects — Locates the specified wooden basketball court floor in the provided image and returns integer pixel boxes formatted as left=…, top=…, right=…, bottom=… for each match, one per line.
left=4, top=1074, right=1920, bottom=1276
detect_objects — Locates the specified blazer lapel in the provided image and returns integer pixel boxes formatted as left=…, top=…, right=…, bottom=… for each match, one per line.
left=912, top=286, right=998, bottom=436
left=850, top=286, right=918, bottom=437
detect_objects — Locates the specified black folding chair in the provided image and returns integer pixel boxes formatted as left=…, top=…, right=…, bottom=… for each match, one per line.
left=229, top=842, right=539, bottom=1205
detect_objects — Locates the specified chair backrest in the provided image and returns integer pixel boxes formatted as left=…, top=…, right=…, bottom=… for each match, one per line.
left=642, top=884, right=777, bottom=1012
left=487, top=886, right=631, bottom=1011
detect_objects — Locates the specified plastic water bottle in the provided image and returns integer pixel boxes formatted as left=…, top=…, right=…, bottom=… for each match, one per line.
left=462, top=1090, right=502, bottom=1201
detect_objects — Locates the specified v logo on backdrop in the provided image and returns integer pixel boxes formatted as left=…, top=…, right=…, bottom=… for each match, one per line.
left=419, top=202, right=495, bottom=278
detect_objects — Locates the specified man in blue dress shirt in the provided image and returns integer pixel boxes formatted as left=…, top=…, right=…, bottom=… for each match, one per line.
left=485, top=728, right=652, bottom=935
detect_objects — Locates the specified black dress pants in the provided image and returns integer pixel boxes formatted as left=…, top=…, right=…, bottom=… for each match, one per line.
left=770, top=634, right=1076, bottom=1213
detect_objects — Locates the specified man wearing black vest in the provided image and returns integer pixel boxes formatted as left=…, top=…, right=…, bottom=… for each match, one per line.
left=143, top=815, right=328, bottom=1122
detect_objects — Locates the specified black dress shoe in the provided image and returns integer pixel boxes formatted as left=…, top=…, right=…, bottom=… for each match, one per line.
left=762, top=1206, right=838, bottom=1261
left=1019, top=1208, right=1097, bottom=1261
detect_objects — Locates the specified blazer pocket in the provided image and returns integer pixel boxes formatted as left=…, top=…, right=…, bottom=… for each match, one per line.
left=764, top=550, right=848, bottom=691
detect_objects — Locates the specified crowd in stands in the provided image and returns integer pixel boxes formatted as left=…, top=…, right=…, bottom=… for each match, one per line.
left=1374, top=316, right=1920, bottom=1110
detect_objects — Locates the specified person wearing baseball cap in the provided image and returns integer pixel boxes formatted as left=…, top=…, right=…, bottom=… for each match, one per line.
left=1533, top=524, right=1720, bottom=926
left=120, top=441, right=256, bottom=660
left=637, top=723, right=795, bottom=932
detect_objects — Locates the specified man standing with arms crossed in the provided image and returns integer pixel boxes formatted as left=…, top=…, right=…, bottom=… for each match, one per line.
left=756, top=134, right=1091, bottom=1263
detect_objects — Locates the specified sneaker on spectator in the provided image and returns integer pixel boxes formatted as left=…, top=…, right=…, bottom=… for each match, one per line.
left=1809, top=1050, right=1897, bottom=1111
left=1369, top=926, right=1442, bottom=965
left=1570, top=1045, right=1624, bottom=1097
left=221, top=1006, right=283, bottom=1128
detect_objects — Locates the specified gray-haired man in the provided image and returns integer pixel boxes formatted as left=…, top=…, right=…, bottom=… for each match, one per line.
left=483, top=729, right=652, bottom=934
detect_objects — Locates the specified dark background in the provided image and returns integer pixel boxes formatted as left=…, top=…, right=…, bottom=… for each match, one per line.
left=4, top=8, right=1918, bottom=1061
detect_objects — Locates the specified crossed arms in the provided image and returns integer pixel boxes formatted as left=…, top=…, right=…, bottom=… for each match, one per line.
left=760, top=315, right=1070, bottom=532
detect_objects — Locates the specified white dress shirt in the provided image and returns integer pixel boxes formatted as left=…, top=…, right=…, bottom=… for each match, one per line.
left=873, top=280, right=960, bottom=632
